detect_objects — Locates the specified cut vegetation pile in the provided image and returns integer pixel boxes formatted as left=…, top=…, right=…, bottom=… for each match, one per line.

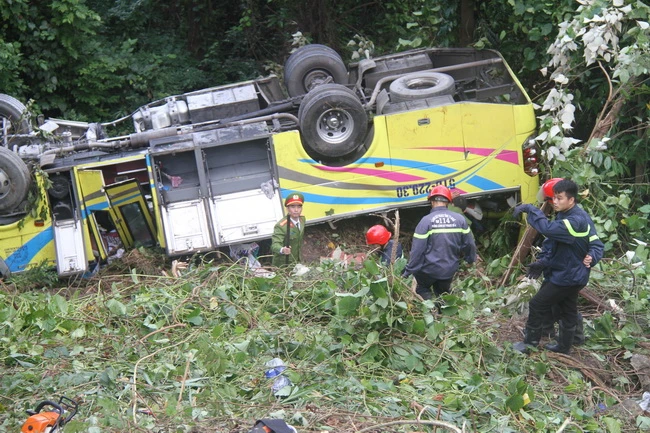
left=1, top=245, right=649, bottom=433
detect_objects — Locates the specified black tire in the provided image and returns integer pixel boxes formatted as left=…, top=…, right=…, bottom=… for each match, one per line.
left=284, top=45, right=348, bottom=97
left=48, top=175, right=71, bottom=199
left=298, top=84, right=367, bottom=159
left=0, top=94, right=32, bottom=140
left=283, top=44, right=335, bottom=78
left=389, top=72, right=455, bottom=103
left=0, top=146, right=32, bottom=213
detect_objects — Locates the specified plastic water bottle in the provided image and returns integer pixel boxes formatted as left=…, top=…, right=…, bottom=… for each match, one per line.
left=265, top=358, right=291, bottom=395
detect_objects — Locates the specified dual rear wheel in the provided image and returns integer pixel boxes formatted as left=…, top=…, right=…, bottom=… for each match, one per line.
left=284, top=45, right=366, bottom=161
left=0, top=94, right=32, bottom=214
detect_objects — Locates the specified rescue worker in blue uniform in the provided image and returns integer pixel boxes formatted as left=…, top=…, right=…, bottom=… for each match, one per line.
left=528, top=178, right=603, bottom=344
left=403, top=185, right=476, bottom=301
left=365, top=225, right=403, bottom=265
left=512, top=179, right=604, bottom=354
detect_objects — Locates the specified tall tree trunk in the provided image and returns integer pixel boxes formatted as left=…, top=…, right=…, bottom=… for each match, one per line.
left=459, top=0, right=476, bottom=46
left=297, top=0, right=337, bottom=48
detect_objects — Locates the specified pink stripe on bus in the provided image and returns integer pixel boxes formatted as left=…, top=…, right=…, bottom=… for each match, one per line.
left=315, top=166, right=426, bottom=182
left=419, top=146, right=520, bottom=165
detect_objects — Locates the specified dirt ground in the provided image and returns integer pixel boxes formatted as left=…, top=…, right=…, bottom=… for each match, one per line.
left=293, top=207, right=426, bottom=264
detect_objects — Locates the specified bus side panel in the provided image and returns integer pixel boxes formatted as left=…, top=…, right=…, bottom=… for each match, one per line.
left=0, top=174, right=56, bottom=273
left=210, top=189, right=284, bottom=244
left=272, top=119, right=399, bottom=223
left=161, top=200, right=212, bottom=255
left=53, top=219, right=87, bottom=275
left=1, top=222, right=56, bottom=273
left=272, top=100, right=538, bottom=223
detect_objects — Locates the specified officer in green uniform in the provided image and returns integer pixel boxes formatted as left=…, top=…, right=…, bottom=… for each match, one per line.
left=271, top=193, right=306, bottom=267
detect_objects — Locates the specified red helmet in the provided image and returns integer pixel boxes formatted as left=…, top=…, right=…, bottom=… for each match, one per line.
left=428, top=185, right=452, bottom=202
left=541, top=178, right=563, bottom=201
left=366, top=225, right=391, bottom=245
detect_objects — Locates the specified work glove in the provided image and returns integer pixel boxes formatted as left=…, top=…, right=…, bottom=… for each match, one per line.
left=401, top=270, right=411, bottom=278
left=512, top=204, right=531, bottom=219
left=452, top=196, right=468, bottom=211
left=525, top=261, right=545, bottom=279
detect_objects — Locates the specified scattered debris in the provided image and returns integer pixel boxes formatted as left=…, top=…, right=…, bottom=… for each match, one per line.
left=631, top=354, right=650, bottom=391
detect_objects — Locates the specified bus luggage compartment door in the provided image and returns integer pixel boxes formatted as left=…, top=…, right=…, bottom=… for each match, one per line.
left=160, top=200, right=213, bottom=255
left=53, top=219, right=87, bottom=276
left=210, top=189, right=284, bottom=244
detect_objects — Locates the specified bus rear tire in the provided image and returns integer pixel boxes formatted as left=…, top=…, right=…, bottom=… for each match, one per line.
left=0, top=147, right=31, bottom=213
left=389, top=72, right=455, bottom=102
left=298, top=84, right=367, bottom=160
left=284, top=45, right=348, bottom=97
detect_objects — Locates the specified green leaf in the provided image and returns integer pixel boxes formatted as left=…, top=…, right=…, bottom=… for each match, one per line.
left=336, top=296, right=361, bottom=316
left=374, top=297, right=389, bottom=308
left=393, top=346, right=410, bottom=357
left=211, top=324, right=224, bottom=338
left=51, top=294, right=68, bottom=314
left=223, top=304, right=237, bottom=318
left=369, top=279, right=388, bottom=298
left=534, top=362, right=548, bottom=376
left=405, top=354, right=423, bottom=371
left=637, top=416, right=650, bottom=429
left=130, top=268, right=139, bottom=283
left=106, top=299, right=127, bottom=316
left=603, top=417, right=621, bottom=433
left=427, top=322, right=445, bottom=341
left=505, top=394, right=524, bottom=411
left=363, top=259, right=379, bottom=276
left=617, top=194, right=631, bottom=209
left=186, top=308, right=203, bottom=326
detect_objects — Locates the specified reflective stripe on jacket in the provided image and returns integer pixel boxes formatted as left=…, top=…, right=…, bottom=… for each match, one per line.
left=405, top=207, right=476, bottom=279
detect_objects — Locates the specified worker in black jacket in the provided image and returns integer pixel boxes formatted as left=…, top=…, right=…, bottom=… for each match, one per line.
left=403, top=185, right=476, bottom=301
left=512, top=179, right=604, bottom=354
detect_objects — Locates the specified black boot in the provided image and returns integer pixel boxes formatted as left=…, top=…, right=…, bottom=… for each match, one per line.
left=545, top=322, right=576, bottom=354
left=542, top=320, right=556, bottom=339
left=513, top=326, right=542, bottom=353
left=573, top=314, right=585, bottom=345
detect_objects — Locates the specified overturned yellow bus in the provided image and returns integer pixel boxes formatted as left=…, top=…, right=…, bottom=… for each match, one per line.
left=0, top=45, right=539, bottom=277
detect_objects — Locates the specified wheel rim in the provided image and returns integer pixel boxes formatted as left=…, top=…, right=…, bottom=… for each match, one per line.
left=303, top=69, right=332, bottom=92
left=0, top=168, right=10, bottom=200
left=317, top=108, right=354, bottom=144
left=404, top=77, right=440, bottom=90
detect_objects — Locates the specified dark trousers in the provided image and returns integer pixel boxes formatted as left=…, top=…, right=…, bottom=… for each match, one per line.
left=527, top=280, right=584, bottom=329
left=414, top=273, right=453, bottom=300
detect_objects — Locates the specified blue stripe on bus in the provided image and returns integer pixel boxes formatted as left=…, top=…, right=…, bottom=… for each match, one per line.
left=6, top=227, right=54, bottom=272
left=298, top=158, right=503, bottom=189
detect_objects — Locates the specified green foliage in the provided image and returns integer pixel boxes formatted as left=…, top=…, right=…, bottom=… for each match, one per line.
left=1, top=256, right=646, bottom=432
left=473, top=0, right=576, bottom=79
left=552, top=147, right=650, bottom=253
